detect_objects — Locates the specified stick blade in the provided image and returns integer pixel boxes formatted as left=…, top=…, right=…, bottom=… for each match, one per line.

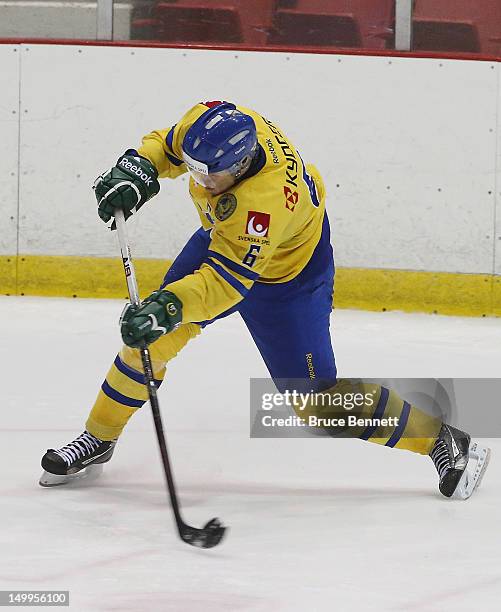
left=180, top=518, right=227, bottom=548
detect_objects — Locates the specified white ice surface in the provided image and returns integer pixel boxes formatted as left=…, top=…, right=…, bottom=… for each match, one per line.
left=0, top=296, right=500, bottom=611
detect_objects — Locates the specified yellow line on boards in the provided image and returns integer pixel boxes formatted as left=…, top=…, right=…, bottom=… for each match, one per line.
left=0, top=255, right=499, bottom=317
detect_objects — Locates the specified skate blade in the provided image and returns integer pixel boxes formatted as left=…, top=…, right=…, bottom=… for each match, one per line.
left=453, top=441, right=491, bottom=500
left=39, top=464, right=104, bottom=487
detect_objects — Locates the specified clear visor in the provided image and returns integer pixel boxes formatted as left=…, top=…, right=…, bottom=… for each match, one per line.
left=187, top=167, right=236, bottom=189
left=190, top=170, right=236, bottom=190
left=182, top=149, right=251, bottom=190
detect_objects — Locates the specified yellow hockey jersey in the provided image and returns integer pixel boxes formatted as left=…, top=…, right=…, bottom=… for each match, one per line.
left=137, top=102, right=326, bottom=324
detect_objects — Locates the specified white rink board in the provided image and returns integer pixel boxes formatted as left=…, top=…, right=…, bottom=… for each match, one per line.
left=495, top=67, right=501, bottom=276
left=12, top=44, right=501, bottom=273
left=324, top=54, right=498, bottom=274
left=0, top=45, right=19, bottom=256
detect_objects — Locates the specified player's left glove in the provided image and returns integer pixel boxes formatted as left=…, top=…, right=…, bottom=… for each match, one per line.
left=120, top=290, right=183, bottom=348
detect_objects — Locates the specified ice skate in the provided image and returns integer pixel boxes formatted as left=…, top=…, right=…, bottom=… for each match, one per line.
left=39, top=431, right=116, bottom=487
left=430, top=424, right=490, bottom=499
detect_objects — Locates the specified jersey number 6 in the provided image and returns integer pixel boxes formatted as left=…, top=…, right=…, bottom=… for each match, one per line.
left=243, top=244, right=261, bottom=267
left=299, top=153, right=320, bottom=208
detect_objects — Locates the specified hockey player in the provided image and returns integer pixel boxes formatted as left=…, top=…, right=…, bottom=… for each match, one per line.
left=40, top=101, right=489, bottom=499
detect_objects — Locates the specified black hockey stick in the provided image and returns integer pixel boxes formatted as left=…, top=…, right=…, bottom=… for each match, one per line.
left=114, top=208, right=226, bottom=548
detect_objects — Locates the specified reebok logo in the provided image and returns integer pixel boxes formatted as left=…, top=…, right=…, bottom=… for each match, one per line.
left=119, top=159, right=154, bottom=186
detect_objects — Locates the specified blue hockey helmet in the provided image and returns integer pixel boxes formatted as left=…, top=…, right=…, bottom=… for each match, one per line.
left=182, top=102, right=258, bottom=188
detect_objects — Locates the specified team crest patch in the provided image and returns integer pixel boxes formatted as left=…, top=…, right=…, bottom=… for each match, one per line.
left=215, top=193, right=237, bottom=221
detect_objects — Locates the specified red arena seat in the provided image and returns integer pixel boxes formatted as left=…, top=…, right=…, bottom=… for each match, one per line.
left=175, top=0, right=275, bottom=45
left=268, top=0, right=395, bottom=49
left=149, top=3, right=243, bottom=44
left=413, top=0, right=501, bottom=55
left=131, top=1, right=275, bottom=46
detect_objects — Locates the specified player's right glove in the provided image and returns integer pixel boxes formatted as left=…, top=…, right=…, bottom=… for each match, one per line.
left=94, top=151, right=160, bottom=224
left=120, top=290, right=183, bottom=348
